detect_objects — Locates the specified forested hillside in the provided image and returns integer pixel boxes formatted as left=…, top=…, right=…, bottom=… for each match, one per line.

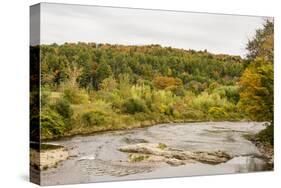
left=40, top=43, right=244, bottom=91
left=37, top=21, right=273, bottom=141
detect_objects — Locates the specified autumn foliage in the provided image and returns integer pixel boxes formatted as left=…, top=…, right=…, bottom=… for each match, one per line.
left=153, top=76, right=182, bottom=90
left=35, top=20, right=273, bottom=143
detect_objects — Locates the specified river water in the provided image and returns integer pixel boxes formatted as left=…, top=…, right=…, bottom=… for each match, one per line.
left=41, top=122, right=272, bottom=185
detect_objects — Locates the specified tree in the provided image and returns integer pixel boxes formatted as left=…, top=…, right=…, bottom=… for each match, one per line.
left=239, top=20, right=274, bottom=145
left=153, top=76, right=182, bottom=90
left=240, top=20, right=273, bottom=120
left=246, top=20, right=274, bottom=62
left=67, top=63, right=82, bottom=88
left=95, top=62, right=112, bottom=89
left=122, top=98, right=148, bottom=114
left=239, top=58, right=273, bottom=121
left=100, top=76, right=117, bottom=92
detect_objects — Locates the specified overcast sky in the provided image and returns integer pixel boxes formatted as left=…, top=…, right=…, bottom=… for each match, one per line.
left=35, top=3, right=269, bottom=56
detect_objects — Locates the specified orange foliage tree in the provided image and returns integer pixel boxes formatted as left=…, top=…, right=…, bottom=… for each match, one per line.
left=153, top=76, right=183, bottom=90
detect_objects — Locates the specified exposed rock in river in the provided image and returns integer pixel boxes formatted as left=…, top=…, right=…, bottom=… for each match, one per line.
left=119, top=143, right=232, bottom=165
left=122, top=137, right=149, bottom=144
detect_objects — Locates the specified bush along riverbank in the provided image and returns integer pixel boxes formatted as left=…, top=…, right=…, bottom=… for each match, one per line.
left=40, top=84, right=250, bottom=141
left=244, top=123, right=274, bottom=166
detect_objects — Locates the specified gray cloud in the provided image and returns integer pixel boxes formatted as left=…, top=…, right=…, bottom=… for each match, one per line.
left=39, top=3, right=269, bottom=56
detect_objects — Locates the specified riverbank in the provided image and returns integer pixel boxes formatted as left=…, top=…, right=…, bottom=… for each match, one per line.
left=42, top=119, right=251, bottom=141
left=244, top=134, right=274, bottom=166
left=30, top=144, right=69, bottom=170
left=37, top=121, right=272, bottom=172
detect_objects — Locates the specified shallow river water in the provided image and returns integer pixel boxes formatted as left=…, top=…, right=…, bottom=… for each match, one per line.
left=41, top=122, right=271, bottom=185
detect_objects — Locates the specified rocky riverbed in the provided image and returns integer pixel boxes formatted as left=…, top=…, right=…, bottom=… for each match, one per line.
left=40, top=122, right=273, bottom=185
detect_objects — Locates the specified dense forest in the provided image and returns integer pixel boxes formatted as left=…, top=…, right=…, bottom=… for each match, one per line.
left=36, top=21, right=273, bottom=144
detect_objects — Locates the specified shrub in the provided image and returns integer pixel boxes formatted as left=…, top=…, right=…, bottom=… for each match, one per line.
left=99, top=76, right=117, bottom=92
left=63, top=87, right=89, bottom=104
left=122, top=98, right=148, bottom=114
left=190, top=92, right=217, bottom=112
left=41, top=87, right=51, bottom=107
left=256, top=123, right=273, bottom=146
left=213, top=86, right=240, bottom=104
left=164, top=105, right=173, bottom=116
left=182, top=109, right=205, bottom=120
left=151, top=90, right=175, bottom=113
left=40, top=107, right=66, bottom=138
left=53, top=98, right=73, bottom=119
left=208, top=107, right=227, bottom=120
left=133, top=112, right=155, bottom=121
left=81, top=111, right=108, bottom=127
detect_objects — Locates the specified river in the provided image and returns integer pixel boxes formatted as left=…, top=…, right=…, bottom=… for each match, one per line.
left=41, top=121, right=271, bottom=185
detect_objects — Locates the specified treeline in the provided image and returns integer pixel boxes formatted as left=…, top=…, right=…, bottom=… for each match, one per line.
left=40, top=43, right=244, bottom=92
left=37, top=20, right=273, bottom=143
